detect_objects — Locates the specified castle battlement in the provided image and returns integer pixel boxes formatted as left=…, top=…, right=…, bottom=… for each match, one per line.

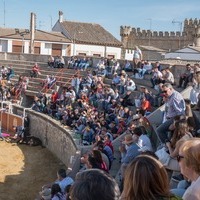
left=121, top=19, right=200, bottom=39
left=121, top=18, right=200, bottom=54
left=122, top=28, right=183, bottom=38
left=184, top=18, right=200, bottom=26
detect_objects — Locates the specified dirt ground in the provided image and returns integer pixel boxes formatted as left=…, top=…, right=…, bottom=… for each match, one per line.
left=0, top=140, right=66, bottom=200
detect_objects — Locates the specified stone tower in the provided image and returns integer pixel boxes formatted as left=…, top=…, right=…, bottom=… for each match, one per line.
left=120, top=26, right=132, bottom=59
left=194, top=26, right=200, bottom=47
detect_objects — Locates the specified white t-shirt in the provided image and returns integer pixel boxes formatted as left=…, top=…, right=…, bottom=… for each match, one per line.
left=138, top=134, right=153, bottom=151
left=183, top=175, right=200, bottom=200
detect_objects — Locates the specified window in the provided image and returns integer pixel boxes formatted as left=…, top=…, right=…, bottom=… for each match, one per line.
left=78, top=53, right=86, bottom=56
left=93, top=54, right=101, bottom=57
left=107, top=54, right=115, bottom=59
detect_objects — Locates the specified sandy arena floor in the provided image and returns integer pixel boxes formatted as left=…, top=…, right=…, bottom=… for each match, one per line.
left=0, top=140, right=65, bottom=200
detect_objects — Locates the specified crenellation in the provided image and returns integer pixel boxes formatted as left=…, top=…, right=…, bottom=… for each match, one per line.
left=164, top=31, right=169, bottom=37
left=121, top=18, right=200, bottom=53
left=170, top=31, right=175, bottom=36
left=159, top=31, right=163, bottom=37
left=189, top=18, right=193, bottom=25
left=142, top=30, right=147, bottom=37
left=184, top=18, right=189, bottom=25
left=176, top=31, right=181, bottom=36
left=132, top=28, right=136, bottom=33
left=120, top=25, right=132, bottom=36
left=153, top=31, right=158, bottom=37
left=147, top=30, right=152, bottom=36
left=194, top=18, right=199, bottom=25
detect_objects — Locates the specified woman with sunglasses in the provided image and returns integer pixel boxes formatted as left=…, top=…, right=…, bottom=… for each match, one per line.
left=165, top=119, right=193, bottom=171
left=177, top=138, right=200, bottom=200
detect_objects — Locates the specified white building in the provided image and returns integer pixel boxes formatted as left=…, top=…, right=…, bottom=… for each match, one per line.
left=52, top=11, right=122, bottom=59
left=0, top=28, right=71, bottom=56
left=165, top=46, right=200, bottom=61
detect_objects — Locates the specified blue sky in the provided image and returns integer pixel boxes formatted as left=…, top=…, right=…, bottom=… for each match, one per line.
left=0, top=0, right=200, bottom=39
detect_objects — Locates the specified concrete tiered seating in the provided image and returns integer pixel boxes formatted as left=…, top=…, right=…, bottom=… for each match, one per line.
left=0, top=59, right=87, bottom=97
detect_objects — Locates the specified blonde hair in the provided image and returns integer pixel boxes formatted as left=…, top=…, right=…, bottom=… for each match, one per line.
left=179, top=138, right=200, bottom=174
left=121, top=155, right=172, bottom=200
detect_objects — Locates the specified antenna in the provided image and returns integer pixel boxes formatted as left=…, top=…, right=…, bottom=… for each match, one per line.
left=49, top=15, right=53, bottom=30
left=39, top=21, right=45, bottom=30
left=3, top=0, right=5, bottom=27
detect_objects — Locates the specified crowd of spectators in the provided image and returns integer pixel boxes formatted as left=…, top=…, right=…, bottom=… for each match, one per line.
left=1, top=56, right=200, bottom=200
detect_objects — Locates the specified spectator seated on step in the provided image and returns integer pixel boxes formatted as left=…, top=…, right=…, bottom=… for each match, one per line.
left=189, top=69, right=200, bottom=106
left=120, top=133, right=141, bottom=178
left=111, top=73, right=120, bottom=89
left=120, top=90, right=134, bottom=107
left=178, top=63, right=193, bottom=89
left=54, top=169, right=74, bottom=193
left=162, top=67, right=175, bottom=85
left=150, top=66, right=163, bottom=88
left=57, top=56, right=65, bottom=68
left=136, top=60, right=152, bottom=79
left=70, top=169, right=120, bottom=200
left=48, top=55, right=55, bottom=68
left=48, top=75, right=56, bottom=89
left=140, top=96, right=152, bottom=115
left=1, top=65, right=8, bottom=79
left=6, top=66, right=15, bottom=82
left=133, top=126, right=153, bottom=152
left=30, top=62, right=40, bottom=78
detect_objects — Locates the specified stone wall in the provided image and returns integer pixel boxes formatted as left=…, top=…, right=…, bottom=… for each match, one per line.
left=12, top=105, right=79, bottom=170
left=120, top=18, right=200, bottom=54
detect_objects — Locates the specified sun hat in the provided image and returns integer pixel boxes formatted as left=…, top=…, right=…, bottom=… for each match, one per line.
left=122, top=134, right=134, bottom=145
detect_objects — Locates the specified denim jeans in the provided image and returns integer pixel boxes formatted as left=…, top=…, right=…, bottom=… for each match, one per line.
left=156, top=118, right=174, bottom=143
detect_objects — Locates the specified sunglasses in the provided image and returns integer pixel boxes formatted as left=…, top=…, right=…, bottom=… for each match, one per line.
left=163, top=90, right=168, bottom=93
left=177, top=155, right=184, bottom=162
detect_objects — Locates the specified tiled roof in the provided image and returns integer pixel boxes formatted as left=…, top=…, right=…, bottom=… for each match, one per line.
left=0, top=27, right=71, bottom=43
left=140, top=45, right=166, bottom=52
left=61, top=21, right=122, bottom=47
left=188, top=46, right=200, bottom=52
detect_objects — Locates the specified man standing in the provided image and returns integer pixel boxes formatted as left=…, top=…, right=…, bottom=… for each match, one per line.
left=156, top=83, right=185, bottom=143
left=133, top=46, right=142, bottom=69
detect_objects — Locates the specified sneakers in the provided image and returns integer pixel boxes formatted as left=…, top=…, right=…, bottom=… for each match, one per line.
left=172, top=174, right=184, bottom=182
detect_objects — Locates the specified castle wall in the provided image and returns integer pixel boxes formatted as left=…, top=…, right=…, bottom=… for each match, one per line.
left=120, top=18, right=200, bottom=56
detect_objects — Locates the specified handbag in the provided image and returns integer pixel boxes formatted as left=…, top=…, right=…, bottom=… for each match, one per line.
left=155, top=147, right=170, bottom=166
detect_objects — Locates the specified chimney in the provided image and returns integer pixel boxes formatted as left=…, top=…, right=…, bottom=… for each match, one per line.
left=59, top=11, right=63, bottom=23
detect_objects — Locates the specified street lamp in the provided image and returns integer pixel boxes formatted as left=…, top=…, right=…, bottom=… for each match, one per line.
left=172, top=20, right=182, bottom=49
left=15, top=29, right=30, bottom=53
left=72, top=26, right=83, bottom=56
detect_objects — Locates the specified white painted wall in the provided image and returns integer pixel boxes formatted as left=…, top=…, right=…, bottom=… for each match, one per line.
left=124, top=49, right=134, bottom=61
left=24, top=41, right=29, bottom=53
left=40, top=42, right=52, bottom=55
left=62, top=44, right=67, bottom=56
left=0, top=40, right=8, bottom=52
left=7, top=40, right=12, bottom=53
left=72, top=43, right=121, bottom=59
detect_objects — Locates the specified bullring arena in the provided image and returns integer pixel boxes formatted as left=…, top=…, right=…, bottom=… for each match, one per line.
left=0, top=54, right=200, bottom=200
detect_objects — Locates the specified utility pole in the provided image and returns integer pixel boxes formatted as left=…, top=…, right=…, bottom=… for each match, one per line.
left=172, top=19, right=182, bottom=49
